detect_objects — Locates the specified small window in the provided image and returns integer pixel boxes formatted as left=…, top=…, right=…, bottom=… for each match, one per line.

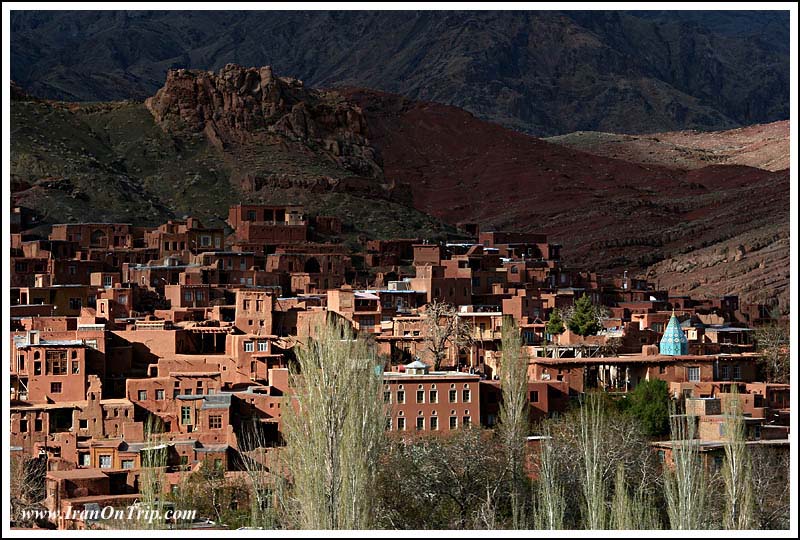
left=122, top=460, right=134, bottom=469
left=138, top=390, right=147, bottom=401
left=449, top=389, right=457, bottom=403
left=257, top=341, right=268, bottom=352
left=209, top=415, right=222, bottom=429
left=416, top=417, right=424, bottom=431
left=383, top=390, right=391, bottom=403
left=79, top=419, right=89, bottom=430
left=687, top=367, right=700, bottom=382
left=156, top=389, right=165, bottom=401
left=397, top=417, right=406, bottom=431
left=462, top=389, right=471, bottom=403
left=416, top=390, right=425, bottom=404
left=449, top=416, right=457, bottom=430
left=732, top=366, right=742, bottom=380
left=181, top=406, right=192, bottom=425
left=429, top=389, right=438, bottom=403
left=462, top=416, right=471, bottom=427
left=244, top=341, right=254, bottom=352
left=530, top=390, right=539, bottom=403
left=430, top=416, right=439, bottom=431
left=99, top=455, right=112, bottom=469
left=20, top=419, right=28, bottom=432
left=397, top=390, right=405, bottom=404
left=51, top=382, right=62, bottom=394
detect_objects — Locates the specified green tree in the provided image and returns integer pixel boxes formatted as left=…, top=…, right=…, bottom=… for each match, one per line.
left=566, top=294, right=602, bottom=337
left=626, top=379, right=670, bottom=437
left=545, top=309, right=565, bottom=340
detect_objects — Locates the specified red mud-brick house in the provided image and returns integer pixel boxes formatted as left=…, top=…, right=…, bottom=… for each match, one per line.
left=145, top=217, right=225, bottom=259
left=384, top=360, right=481, bottom=434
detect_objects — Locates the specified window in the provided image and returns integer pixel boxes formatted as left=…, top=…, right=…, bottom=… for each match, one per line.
left=243, top=300, right=251, bottom=310
left=80, top=453, right=91, bottom=467
left=196, top=290, right=205, bottom=301
left=396, top=390, right=405, bottom=404
left=209, top=415, right=222, bottom=429
left=687, top=367, right=700, bottom=382
left=20, top=419, right=28, bottom=432
left=462, top=416, right=471, bottom=427
left=657, top=450, right=665, bottom=463
left=181, top=406, right=192, bottom=425
left=462, top=389, right=471, bottom=403
left=80, top=419, right=88, bottom=430
left=397, top=417, right=406, bottom=431
left=200, top=235, right=211, bottom=247
left=383, top=390, right=391, bottom=403
left=449, top=389, right=457, bottom=403
left=416, top=390, right=425, bottom=404
left=530, top=390, right=539, bottom=403
left=720, top=366, right=730, bottom=380
left=449, top=416, right=457, bottom=430
left=99, top=455, right=112, bottom=469
left=430, top=416, right=439, bottom=431
left=47, top=350, right=68, bottom=375
left=103, top=275, right=113, bottom=287
left=732, top=366, right=742, bottom=380
left=69, top=298, right=82, bottom=310
left=244, top=341, right=254, bottom=352
left=34, top=361, right=42, bottom=375
left=184, top=291, right=193, bottom=302
left=180, top=455, right=189, bottom=465
left=122, top=460, right=134, bottom=469
left=35, top=419, right=42, bottom=431
left=68, top=265, right=77, bottom=275
left=138, top=390, right=147, bottom=401
left=257, top=341, right=268, bottom=352
left=51, top=382, right=62, bottom=393
left=156, top=389, right=165, bottom=401
left=416, top=417, right=424, bottom=431
left=214, top=459, right=223, bottom=470
left=17, top=355, right=25, bottom=372
left=429, top=389, right=438, bottom=403
left=71, top=361, right=80, bottom=374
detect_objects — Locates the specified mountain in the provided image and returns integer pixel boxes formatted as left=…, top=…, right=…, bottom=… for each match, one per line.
left=10, top=66, right=789, bottom=310
left=10, top=10, right=789, bottom=136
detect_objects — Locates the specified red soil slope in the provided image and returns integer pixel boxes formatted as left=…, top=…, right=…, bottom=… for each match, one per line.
left=345, top=88, right=789, bottom=308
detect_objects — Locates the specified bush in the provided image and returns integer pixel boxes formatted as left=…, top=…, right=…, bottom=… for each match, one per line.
left=625, top=379, right=670, bottom=437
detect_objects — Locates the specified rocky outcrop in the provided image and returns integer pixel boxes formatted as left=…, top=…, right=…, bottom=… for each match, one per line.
left=145, top=64, right=382, bottom=177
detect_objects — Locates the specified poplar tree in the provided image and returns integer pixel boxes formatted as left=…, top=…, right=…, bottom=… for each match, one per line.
left=281, top=317, right=387, bottom=529
left=497, top=317, right=529, bottom=529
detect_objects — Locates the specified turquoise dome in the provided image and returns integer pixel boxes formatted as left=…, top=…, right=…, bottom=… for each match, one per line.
left=659, top=313, right=688, bottom=356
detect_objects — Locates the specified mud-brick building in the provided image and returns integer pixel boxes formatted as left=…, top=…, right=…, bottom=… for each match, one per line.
left=145, top=217, right=225, bottom=259
left=228, top=204, right=308, bottom=248
left=383, top=360, right=481, bottom=434
left=50, top=223, right=135, bottom=250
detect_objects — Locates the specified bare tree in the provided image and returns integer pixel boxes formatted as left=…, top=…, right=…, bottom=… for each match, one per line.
left=578, top=392, right=607, bottom=530
left=754, top=323, right=789, bottom=383
left=281, top=316, right=387, bottom=529
left=497, top=316, right=529, bottom=529
left=721, top=386, right=755, bottom=529
left=532, top=425, right=565, bottom=530
left=422, top=300, right=473, bottom=371
left=10, top=454, right=47, bottom=528
left=749, top=445, right=790, bottom=529
left=237, top=418, right=278, bottom=529
left=663, top=408, right=707, bottom=530
left=136, top=415, right=169, bottom=530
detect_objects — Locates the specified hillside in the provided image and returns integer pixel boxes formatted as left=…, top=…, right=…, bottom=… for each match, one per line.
left=10, top=10, right=789, bottom=136
left=10, top=67, right=789, bottom=310
left=343, top=89, right=789, bottom=310
left=546, top=121, right=789, bottom=172
left=9, top=72, right=455, bottom=241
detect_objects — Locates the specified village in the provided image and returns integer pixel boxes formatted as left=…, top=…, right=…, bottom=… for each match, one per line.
left=9, top=203, right=790, bottom=529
